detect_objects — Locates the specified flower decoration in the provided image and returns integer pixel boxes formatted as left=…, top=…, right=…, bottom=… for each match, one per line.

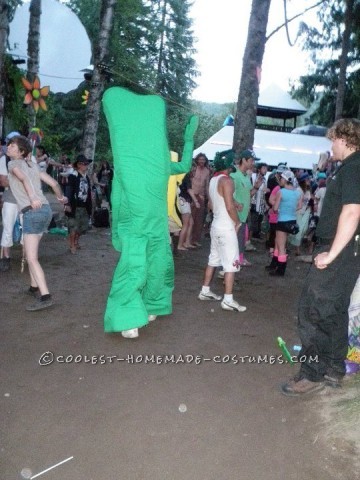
left=22, top=76, right=50, bottom=112
left=28, top=127, right=44, bottom=146
left=82, top=90, right=89, bottom=105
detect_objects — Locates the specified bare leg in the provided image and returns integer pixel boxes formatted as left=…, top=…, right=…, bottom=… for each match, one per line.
left=224, top=272, right=235, bottom=295
left=184, top=216, right=195, bottom=247
left=74, top=232, right=81, bottom=249
left=202, top=265, right=215, bottom=286
left=23, top=233, right=49, bottom=296
left=178, top=213, right=190, bottom=249
left=277, top=231, right=287, bottom=256
left=69, top=232, right=77, bottom=254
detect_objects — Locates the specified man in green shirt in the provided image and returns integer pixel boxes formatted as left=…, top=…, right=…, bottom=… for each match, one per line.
left=231, top=150, right=262, bottom=266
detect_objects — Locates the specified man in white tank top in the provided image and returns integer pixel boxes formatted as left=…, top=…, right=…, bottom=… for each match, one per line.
left=198, top=156, right=247, bottom=312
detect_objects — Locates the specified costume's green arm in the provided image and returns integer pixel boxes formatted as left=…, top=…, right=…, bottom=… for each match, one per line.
left=170, top=115, right=199, bottom=175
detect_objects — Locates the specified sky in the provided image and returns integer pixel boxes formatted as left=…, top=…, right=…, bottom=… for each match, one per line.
left=190, top=0, right=318, bottom=103
left=9, top=0, right=91, bottom=93
left=9, top=0, right=318, bottom=100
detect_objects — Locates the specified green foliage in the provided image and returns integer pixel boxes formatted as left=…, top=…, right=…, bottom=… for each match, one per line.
left=3, top=57, right=28, bottom=135
left=293, top=0, right=360, bottom=125
left=5, top=0, right=199, bottom=158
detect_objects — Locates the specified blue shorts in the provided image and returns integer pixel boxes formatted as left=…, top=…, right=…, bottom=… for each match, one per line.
left=22, top=204, right=52, bottom=234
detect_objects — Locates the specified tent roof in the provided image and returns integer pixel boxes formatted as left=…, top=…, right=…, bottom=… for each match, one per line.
left=257, top=84, right=307, bottom=119
left=193, top=126, right=331, bottom=170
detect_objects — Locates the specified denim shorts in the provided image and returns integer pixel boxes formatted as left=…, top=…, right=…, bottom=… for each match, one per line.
left=22, top=204, right=52, bottom=234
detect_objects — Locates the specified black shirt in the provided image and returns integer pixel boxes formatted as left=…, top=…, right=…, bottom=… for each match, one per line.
left=316, top=151, right=360, bottom=240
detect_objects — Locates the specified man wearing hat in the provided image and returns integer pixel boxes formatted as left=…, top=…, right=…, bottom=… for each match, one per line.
left=249, top=160, right=269, bottom=241
left=198, top=156, right=246, bottom=312
left=0, top=132, right=21, bottom=271
left=231, top=149, right=262, bottom=267
left=64, top=154, right=92, bottom=254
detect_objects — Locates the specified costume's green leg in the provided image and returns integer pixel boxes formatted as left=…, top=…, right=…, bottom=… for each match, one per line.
left=142, top=238, right=174, bottom=315
left=104, top=234, right=149, bottom=332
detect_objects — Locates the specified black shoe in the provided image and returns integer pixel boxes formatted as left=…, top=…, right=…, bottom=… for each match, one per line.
left=26, top=298, right=53, bottom=311
left=0, top=257, right=11, bottom=272
left=269, top=261, right=287, bottom=276
left=23, top=286, right=40, bottom=297
left=265, top=257, right=278, bottom=271
left=324, top=369, right=344, bottom=388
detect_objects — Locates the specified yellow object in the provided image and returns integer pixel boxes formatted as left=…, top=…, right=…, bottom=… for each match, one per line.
left=347, top=347, right=360, bottom=364
left=167, top=151, right=185, bottom=228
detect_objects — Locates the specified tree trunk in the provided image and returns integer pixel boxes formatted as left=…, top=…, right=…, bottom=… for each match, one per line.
left=0, top=0, right=9, bottom=136
left=81, top=0, right=116, bottom=161
left=156, top=0, right=167, bottom=92
left=233, top=0, right=271, bottom=154
left=334, top=0, right=355, bottom=121
left=27, top=0, right=41, bottom=128
left=27, top=0, right=41, bottom=81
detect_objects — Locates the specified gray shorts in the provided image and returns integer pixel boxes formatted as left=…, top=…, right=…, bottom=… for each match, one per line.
left=67, top=207, right=89, bottom=234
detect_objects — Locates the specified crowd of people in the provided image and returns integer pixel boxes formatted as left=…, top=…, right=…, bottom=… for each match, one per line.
left=1, top=117, right=359, bottom=399
left=173, top=149, right=332, bottom=278
left=0, top=132, right=113, bottom=291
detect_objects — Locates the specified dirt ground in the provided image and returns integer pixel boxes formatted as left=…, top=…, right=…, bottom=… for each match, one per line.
left=1, top=197, right=359, bottom=480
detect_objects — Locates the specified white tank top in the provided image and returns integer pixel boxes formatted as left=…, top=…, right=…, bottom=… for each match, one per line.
left=209, top=175, right=235, bottom=230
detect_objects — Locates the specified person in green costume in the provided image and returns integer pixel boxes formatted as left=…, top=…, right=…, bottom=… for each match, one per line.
left=102, top=87, right=199, bottom=338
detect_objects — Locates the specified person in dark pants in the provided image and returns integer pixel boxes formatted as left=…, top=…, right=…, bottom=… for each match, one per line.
left=281, top=118, right=360, bottom=397
left=64, top=155, right=92, bottom=254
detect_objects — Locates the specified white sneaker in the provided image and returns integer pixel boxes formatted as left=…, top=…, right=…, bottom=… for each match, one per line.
left=148, top=315, right=157, bottom=322
left=221, top=299, right=247, bottom=312
left=198, top=291, right=222, bottom=301
left=217, top=270, right=225, bottom=279
left=245, top=241, right=256, bottom=252
left=121, top=328, right=139, bottom=338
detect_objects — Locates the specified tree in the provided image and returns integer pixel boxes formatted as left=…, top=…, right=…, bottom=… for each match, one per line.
left=26, top=0, right=41, bottom=128
left=81, top=0, right=116, bottom=161
left=27, top=0, right=40, bottom=82
left=152, top=0, right=197, bottom=103
left=334, top=0, right=355, bottom=120
left=0, top=0, right=23, bottom=136
left=0, top=0, right=9, bottom=135
left=233, top=0, right=329, bottom=153
left=293, top=0, right=360, bottom=124
left=233, top=0, right=271, bottom=153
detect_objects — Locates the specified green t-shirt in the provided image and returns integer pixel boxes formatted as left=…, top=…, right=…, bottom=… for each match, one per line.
left=230, top=169, right=252, bottom=222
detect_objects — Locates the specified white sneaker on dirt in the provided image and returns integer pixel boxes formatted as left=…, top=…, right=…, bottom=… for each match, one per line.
left=245, top=241, right=256, bottom=252
left=221, top=299, right=247, bottom=312
left=121, top=328, right=139, bottom=338
left=198, top=291, right=222, bottom=301
left=148, top=315, right=157, bottom=322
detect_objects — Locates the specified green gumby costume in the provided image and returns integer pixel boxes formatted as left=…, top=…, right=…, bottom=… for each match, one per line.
left=102, top=87, right=199, bottom=332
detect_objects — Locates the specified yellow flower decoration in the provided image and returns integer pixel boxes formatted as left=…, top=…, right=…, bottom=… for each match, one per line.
left=82, top=90, right=89, bottom=105
left=22, top=76, right=50, bottom=112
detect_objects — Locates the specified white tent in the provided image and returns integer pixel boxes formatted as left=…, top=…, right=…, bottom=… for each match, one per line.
left=193, top=126, right=332, bottom=170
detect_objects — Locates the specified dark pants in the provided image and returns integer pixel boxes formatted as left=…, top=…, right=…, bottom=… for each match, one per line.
left=298, top=242, right=360, bottom=381
left=249, top=208, right=263, bottom=238
left=266, top=223, right=277, bottom=249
